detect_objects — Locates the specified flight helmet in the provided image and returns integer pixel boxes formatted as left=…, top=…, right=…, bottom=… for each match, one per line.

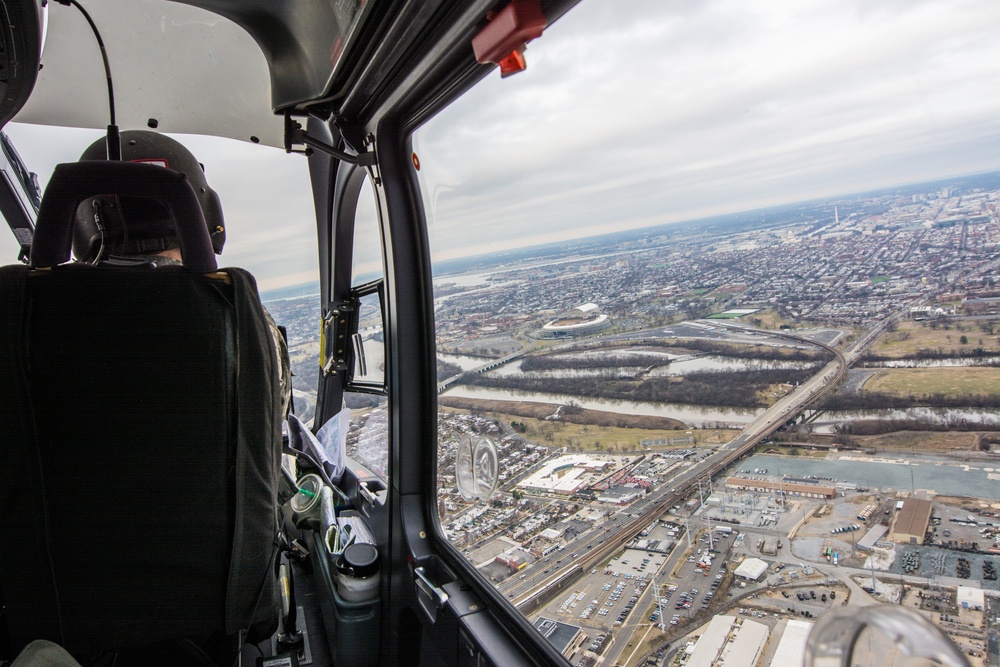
left=72, top=130, right=225, bottom=263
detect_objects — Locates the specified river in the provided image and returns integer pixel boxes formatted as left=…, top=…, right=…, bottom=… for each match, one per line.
left=439, top=353, right=496, bottom=372
left=738, top=453, right=1000, bottom=500
left=440, top=385, right=1000, bottom=430
left=864, top=356, right=1000, bottom=368
left=440, top=385, right=760, bottom=426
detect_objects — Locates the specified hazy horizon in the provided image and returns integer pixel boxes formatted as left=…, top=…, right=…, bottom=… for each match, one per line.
left=260, top=165, right=1000, bottom=297
left=2, top=0, right=999, bottom=294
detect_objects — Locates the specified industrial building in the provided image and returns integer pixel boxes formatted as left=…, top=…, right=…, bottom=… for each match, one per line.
left=686, top=615, right=769, bottom=667
left=768, top=620, right=813, bottom=667
left=517, top=454, right=616, bottom=496
left=890, top=498, right=933, bottom=545
left=957, top=587, right=985, bottom=611
left=733, top=557, right=769, bottom=582
left=532, top=618, right=586, bottom=658
left=724, top=476, right=836, bottom=499
left=856, top=524, right=888, bottom=552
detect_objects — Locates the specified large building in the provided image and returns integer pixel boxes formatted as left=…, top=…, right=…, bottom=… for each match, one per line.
left=856, top=524, right=888, bottom=552
left=768, top=620, right=813, bottom=667
left=725, top=476, right=836, bottom=499
left=687, top=615, right=769, bottom=667
left=517, top=454, right=616, bottom=496
left=533, top=618, right=585, bottom=658
left=538, top=303, right=611, bottom=338
left=957, top=586, right=985, bottom=611
left=734, top=557, right=769, bottom=582
left=890, top=498, right=933, bottom=545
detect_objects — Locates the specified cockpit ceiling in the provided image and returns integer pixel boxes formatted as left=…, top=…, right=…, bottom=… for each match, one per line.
left=15, top=0, right=373, bottom=147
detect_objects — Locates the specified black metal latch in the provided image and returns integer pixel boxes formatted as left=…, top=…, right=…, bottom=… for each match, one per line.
left=283, top=113, right=376, bottom=167
left=322, top=302, right=354, bottom=376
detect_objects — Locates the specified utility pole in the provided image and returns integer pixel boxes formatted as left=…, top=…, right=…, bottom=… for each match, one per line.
left=654, top=575, right=665, bottom=630
left=777, top=467, right=785, bottom=510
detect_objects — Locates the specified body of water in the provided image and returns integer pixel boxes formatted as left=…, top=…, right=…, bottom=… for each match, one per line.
left=439, top=353, right=495, bottom=372
left=440, top=385, right=759, bottom=426
left=737, top=453, right=1000, bottom=501
left=812, top=407, right=1000, bottom=432
left=650, top=356, right=810, bottom=376
left=864, top=357, right=1000, bottom=368
left=442, top=385, right=1000, bottom=431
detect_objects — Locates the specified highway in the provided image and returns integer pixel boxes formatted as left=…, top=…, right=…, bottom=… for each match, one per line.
left=501, top=315, right=900, bottom=611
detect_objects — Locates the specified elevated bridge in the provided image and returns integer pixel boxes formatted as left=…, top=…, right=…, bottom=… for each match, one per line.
left=437, top=352, right=523, bottom=393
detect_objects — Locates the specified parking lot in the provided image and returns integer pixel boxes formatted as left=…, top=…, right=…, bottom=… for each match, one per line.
left=606, top=548, right=669, bottom=579
left=642, top=529, right=738, bottom=628
left=551, top=563, right=657, bottom=640
left=743, top=581, right=846, bottom=620
left=539, top=518, right=699, bottom=649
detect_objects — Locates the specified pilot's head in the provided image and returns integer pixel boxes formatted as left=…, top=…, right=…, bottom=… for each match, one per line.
left=72, top=130, right=225, bottom=263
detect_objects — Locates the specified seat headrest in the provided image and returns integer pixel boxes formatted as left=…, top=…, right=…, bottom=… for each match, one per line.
left=30, top=160, right=218, bottom=272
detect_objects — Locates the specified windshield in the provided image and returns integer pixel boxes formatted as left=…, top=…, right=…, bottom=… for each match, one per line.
left=0, top=123, right=322, bottom=418
left=416, top=0, right=1000, bottom=660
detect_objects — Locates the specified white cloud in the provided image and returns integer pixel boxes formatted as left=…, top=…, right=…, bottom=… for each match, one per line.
left=416, top=0, right=1000, bottom=260
left=3, top=0, right=1000, bottom=284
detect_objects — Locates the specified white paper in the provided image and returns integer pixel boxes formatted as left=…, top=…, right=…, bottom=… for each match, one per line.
left=316, top=407, right=350, bottom=484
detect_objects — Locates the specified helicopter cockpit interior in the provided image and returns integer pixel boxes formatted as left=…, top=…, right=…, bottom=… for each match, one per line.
left=0, top=1, right=989, bottom=666
left=1, top=1, right=585, bottom=665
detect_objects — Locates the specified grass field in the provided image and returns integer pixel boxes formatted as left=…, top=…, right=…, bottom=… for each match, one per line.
left=870, top=319, right=1000, bottom=358
left=505, top=416, right=733, bottom=453
left=865, top=367, right=1000, bottom=397
left=750, top=309, right=795, bottom=330
left=856, top=431, right=982, bottom=452
left=440, top=400, right=734, bottom=452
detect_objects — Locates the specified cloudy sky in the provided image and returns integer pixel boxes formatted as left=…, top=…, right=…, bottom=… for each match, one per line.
left=415, top=0, right=1000, bottom=261
left=2, top=0, right=1000, bottom=288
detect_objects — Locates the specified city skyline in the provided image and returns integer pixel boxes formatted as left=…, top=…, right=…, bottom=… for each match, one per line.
left=1, top=0, right=999, bottom=292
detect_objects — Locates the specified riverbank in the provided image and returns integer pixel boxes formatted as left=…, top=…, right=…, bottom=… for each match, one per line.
left=739, top=452, right=1000, bottom=500
left=439, top=396, right=688, bottom=430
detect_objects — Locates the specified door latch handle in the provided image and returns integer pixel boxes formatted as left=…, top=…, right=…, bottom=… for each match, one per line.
left=414, top=566, right=449, bottom=622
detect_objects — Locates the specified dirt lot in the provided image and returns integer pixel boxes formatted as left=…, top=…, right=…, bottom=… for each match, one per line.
left=865, top=367, right=1000, bottom=397
left=774, top=429, right=1000, bottom=455
left=792, top=495, right=884, bottom=566
left=855, top=430, right=997, bottom=454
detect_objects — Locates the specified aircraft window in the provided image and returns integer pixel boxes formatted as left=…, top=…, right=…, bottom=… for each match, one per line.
left=344, top=173, right=389, bottom=480
left=414, top=0, right=999, bottom=653
left=348, top=280, right=386, bottom=390
left=351, top=175, right=383, bottom=287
